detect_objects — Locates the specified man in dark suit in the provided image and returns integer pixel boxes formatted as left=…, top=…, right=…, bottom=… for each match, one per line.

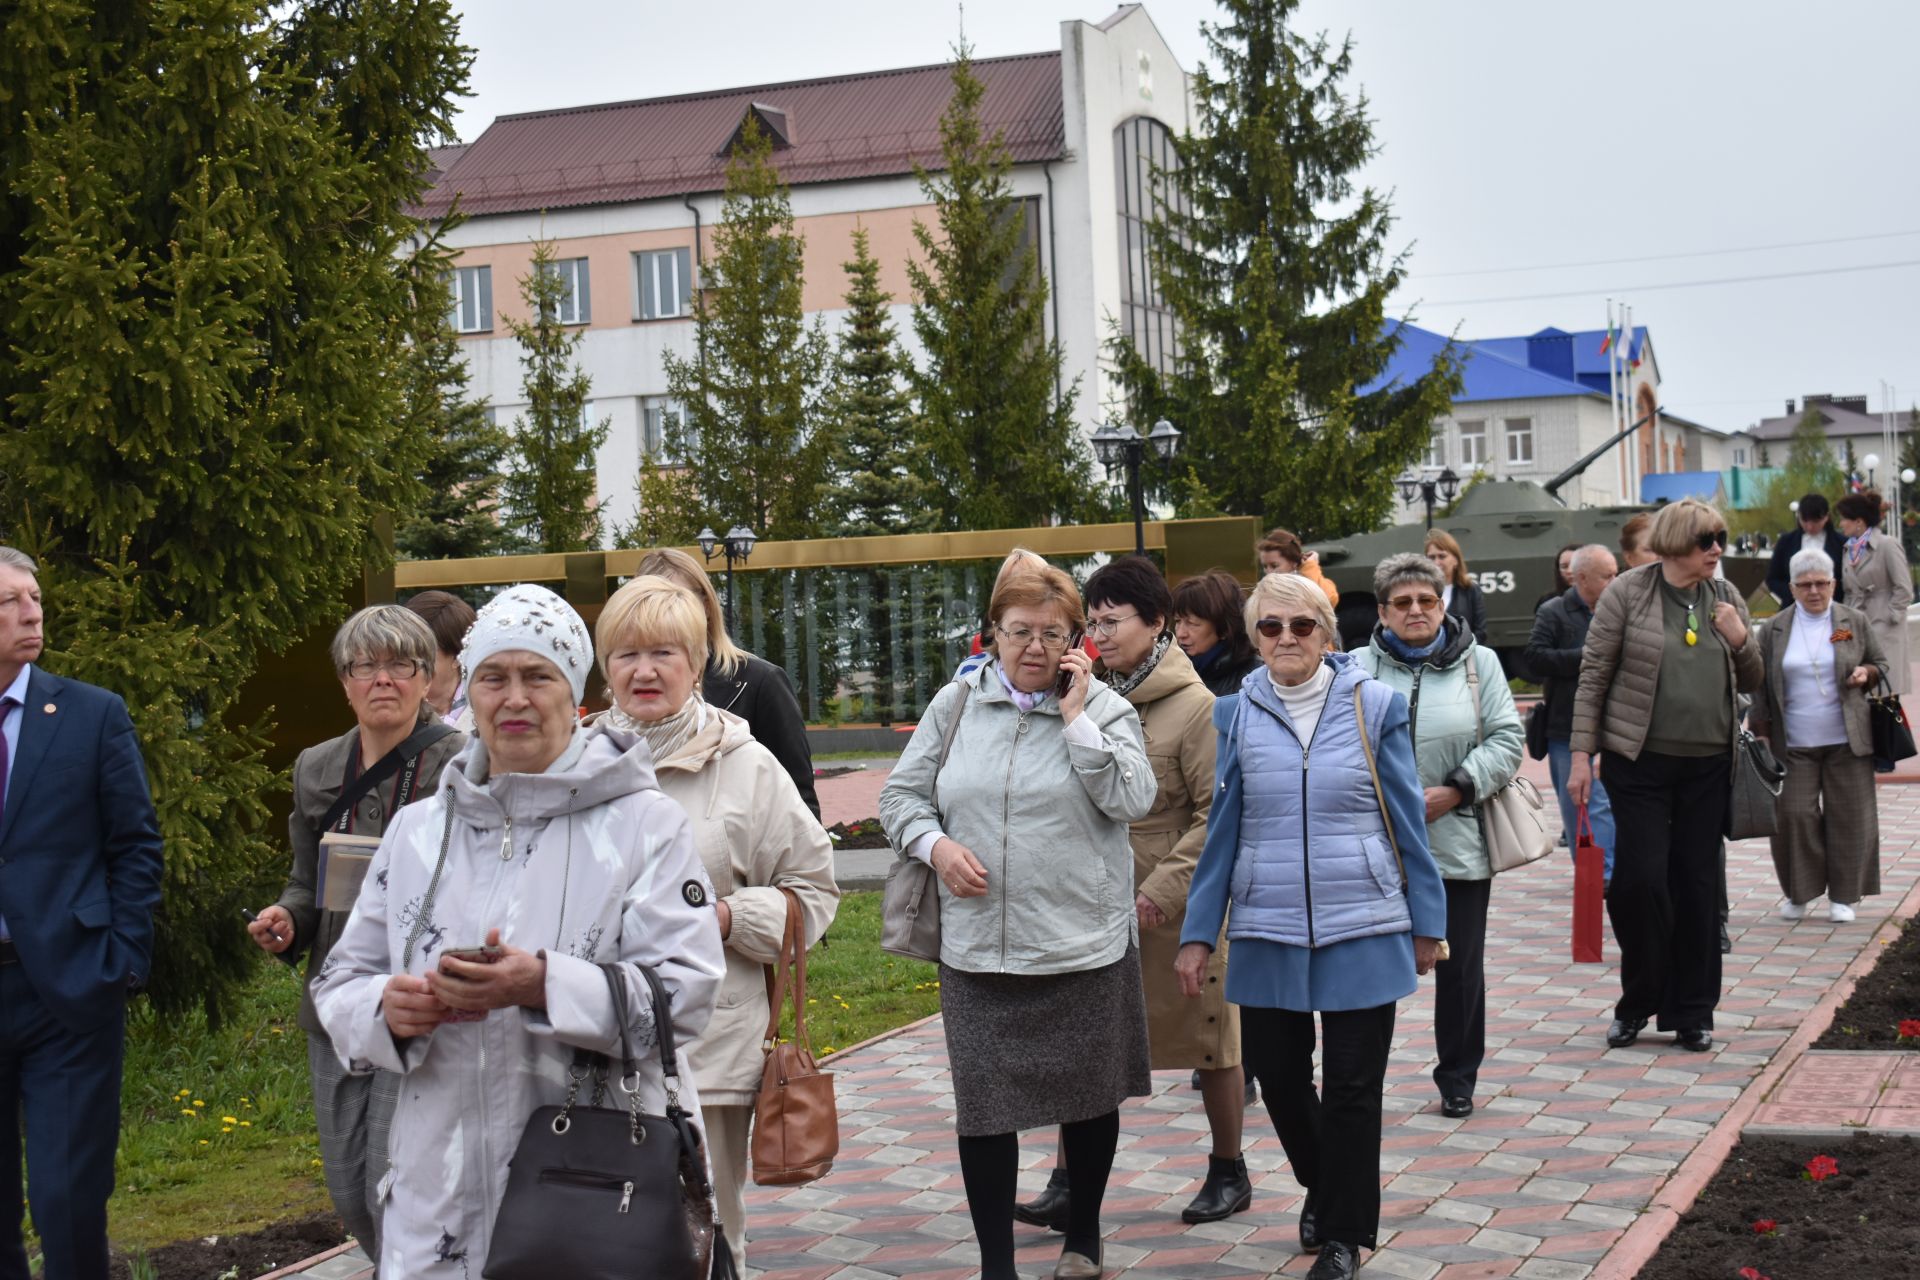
left=1766, top=493, right=1848, bottom=608
left=0, top=547, right=164, bottom=1280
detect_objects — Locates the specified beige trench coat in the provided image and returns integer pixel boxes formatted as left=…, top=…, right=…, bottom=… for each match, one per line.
left=1110, top=644, right=1240, bottom=1072
left=1841, top=531, right=1913, bottom=695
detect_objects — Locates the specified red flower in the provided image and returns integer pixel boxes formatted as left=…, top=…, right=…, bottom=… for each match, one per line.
left=1739, top=1269, right=1772, bottom=1280
left=1898, top=1018, right=1920, bottom=1039
left=1804, top=1153, right=1839, bottom=1181
left=1751, top=1218, right=1777, bottom=1234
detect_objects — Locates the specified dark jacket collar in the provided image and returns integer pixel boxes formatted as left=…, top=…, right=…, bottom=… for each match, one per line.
left=1367, top=616, right=1475, bottom=672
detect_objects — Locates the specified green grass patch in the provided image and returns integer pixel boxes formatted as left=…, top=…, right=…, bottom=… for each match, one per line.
left=813, top=748, right=904, bottom=762
left=781, top=891, right=941, bottom=1056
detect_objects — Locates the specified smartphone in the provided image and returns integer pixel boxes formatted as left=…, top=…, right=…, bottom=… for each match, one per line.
left=1054, top=631, right=1085, bottom=699
left=439, top=944, right=504, bottom=1022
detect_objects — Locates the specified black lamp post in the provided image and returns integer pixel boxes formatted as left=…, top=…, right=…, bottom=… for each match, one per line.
left=1091, top=418, right=1183, bottom=555
left=696, top=524, right=757, bottom=636
left=1396, top=468, right=1461, bottom=531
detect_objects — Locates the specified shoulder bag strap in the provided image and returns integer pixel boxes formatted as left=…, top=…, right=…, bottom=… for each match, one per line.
left=929, top=682, right=972, bottom=813
left=321, top=720, right=457, bottom=832
left=632, top=962, right=682, bottom=1101
left=761, top=888, right=810, bottom=1052
left=1352, top=685, right=1407, bottom=889
left=400, top=798, right=458, bottom=971
left=1463, top=653, right=1485, bottom=747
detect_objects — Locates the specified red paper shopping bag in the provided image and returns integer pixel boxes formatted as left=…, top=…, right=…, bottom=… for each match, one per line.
left=1572, top=805, right=1605, bottom=962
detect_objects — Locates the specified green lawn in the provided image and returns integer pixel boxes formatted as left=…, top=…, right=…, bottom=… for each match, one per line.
left=106, top=891, right=934, bottom=1253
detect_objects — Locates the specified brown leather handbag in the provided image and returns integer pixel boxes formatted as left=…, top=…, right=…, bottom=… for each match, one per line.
left=750, top=888, right=839, bottom=1185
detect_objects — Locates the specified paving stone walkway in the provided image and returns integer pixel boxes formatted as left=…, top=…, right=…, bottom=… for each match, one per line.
left=264, top=776, right=1920, bottom=1280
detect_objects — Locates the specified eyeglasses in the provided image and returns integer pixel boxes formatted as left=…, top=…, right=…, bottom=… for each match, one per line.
left=343, top=658, right=423, bottom=681
left=995, top=624, right=1072, bottom=651
left=1255, top=617, right=1320, bottom=639
left=1693, top=529, right=1730, bottom=552
left=1084, top=612, right=1139, bottom=638
left=1792, top=578, right=1835, bottom=591
left=1386, top=594, right=1442, bottom=612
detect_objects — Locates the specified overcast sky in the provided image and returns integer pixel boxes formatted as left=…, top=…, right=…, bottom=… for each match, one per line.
left=449, top=0, right=1920, bottom=437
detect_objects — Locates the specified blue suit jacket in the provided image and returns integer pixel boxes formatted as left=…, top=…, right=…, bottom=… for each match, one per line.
left=0, top=668, right=164, bottom=1031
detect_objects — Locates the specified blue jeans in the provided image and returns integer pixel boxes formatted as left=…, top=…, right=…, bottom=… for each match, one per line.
left=1548, top=738, right=1615, bottom=881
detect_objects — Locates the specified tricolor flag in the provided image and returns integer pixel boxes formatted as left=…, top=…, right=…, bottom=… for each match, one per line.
left=1599, top=319, right=1616, bottom=355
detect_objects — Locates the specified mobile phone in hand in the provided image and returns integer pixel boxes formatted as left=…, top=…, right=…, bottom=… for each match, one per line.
left=1054, top=632, right=1085, bottom=699
left=438, top=944, right=504, bottom=1022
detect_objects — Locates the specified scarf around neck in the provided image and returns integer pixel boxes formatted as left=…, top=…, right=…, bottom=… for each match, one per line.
left=1105, top=632, right=1174, bottom=698
left=1380, top=619, right=1450, bottom=664
left=606, top=696, right=707, bottom=763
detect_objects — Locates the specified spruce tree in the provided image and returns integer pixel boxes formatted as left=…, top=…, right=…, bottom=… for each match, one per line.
left=639, top=117, right=834, bottom=544
left=502, top=238, right=609, bottom=552
left=821, top=228, right=933, bottom=537
left=0, top=0, right=471, bottom=1020
left=908, top=49, right=1090, bottom=531
left=1107, top=0, right=1460, bottom=540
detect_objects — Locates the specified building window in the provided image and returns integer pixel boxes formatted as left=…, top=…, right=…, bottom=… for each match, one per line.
left=1504, top=417, right=1533, bottom=465
left=1425, top=429, right=1445, bottom=469
left=635, top=248, right=694, bottom=320
left=1458, top=419, right=1487, bottom=467
left=541, top=257, right=591, bottom=325
left=1734, top=447, right=1749, bottom=467
left=642, top=396, right=686, bottom=461
left=1114, top=116, right=1186, bottom=377
left=451, top=264, right=493, bottom=333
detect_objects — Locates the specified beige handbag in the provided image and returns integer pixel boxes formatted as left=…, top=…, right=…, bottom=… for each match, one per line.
left=1463, top=660, right=1554, bottom=873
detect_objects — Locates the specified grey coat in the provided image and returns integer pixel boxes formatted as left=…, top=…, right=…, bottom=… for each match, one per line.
left=878, top=661, right=1156, bottom=975
left=1749, top=602, right=1889, bottom=757
left=1841, top=532, right=1913, bottom=694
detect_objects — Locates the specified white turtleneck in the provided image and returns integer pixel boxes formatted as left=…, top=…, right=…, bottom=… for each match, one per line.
left=1782, top=605, right=1847, bottom=749
left=1270, top=659, right=1335, bottom=745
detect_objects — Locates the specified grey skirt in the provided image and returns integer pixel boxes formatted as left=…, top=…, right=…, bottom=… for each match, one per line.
left=940, top=942, right=1153, bottom=1137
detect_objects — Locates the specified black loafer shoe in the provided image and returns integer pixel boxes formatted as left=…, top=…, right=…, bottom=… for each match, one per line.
left=1441, top=1095, right=1474, bottom=1119
left=1190, top=1069, right=1204, bottom=1091
left=1675, top=1028, right=1714, bottom=1053
left=1297, top=1190, right=1322, bottom=1254
left=1606, top=1016, right=1648, bottom=1048
left=1305, top=1241, right=1360, bottom=1279
left=1014, top=1169, right=1071, bottom=1231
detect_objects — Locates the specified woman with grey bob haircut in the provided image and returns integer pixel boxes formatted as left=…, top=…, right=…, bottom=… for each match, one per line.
left=1749, top=546, right=1888, bottom=924
left=247, top=604, right=465, bottom=1266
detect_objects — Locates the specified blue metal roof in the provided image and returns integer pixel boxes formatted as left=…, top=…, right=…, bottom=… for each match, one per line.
left=1640, top=471, right=1722, bottom=505
left=1365, top=322, right=1609, bottom=404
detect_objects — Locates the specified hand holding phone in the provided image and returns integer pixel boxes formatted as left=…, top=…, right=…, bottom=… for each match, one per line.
left=1053, top=631, right=1086, bottom=699
left=437, top=944, right=504, bottom=1022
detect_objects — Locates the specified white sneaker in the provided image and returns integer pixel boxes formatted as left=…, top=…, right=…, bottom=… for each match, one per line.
left=1829, top=902, right=1856, bottom=923
left=1779, top=899, right=1807, bottom=921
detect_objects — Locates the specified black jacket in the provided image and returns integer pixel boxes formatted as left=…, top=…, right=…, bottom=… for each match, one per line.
left=1524, top=586, right=1596, bottom=741
left=1766, top=526, right=1849, bottom=607
left=1192, top=646, right=1261, bottom=698
left=702, top=653, right=820, bottom=819
left=1449, top=582, right=1487, bottom=646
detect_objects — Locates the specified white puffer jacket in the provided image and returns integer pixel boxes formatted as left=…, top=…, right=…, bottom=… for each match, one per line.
left=314, top=729, right=726, bottom=1278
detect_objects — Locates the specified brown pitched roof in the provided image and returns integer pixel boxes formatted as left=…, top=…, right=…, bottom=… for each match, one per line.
left=420, top=52, right=1066, bottom=219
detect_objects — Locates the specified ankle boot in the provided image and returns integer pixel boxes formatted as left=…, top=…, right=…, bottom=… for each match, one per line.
left=1014, top=1166, right=1072, bottom=1231
left=1180, top=1154, right=1253, bottom=1223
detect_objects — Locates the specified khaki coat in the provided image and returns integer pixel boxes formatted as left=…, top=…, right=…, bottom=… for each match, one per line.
left=647, top=709, right=841, bottom=1107
left=1749, top=602, right=1889, bottom=756
left=1109, top=645, right=1240, bottom=1072
left=1841, top=532, right=1913, bottom=695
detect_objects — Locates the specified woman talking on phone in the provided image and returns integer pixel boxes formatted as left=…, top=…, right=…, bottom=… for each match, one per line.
left=880, top=564, right=1156, bottom=1280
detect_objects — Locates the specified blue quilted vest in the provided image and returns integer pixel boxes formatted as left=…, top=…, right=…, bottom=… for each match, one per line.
left=1226, top=652, right=1413, bottom=948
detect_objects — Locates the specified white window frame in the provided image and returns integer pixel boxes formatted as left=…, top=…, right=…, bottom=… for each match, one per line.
left=1458, top=418, right=1487, bottom=467
left=642, top=396, right=686, bottom=461
left=633, top=248, right=695, bottom=320
left=450, top=264, right=493, bottom=334
left=543, top=257, right=591, bottom=325
left=1504, top=416, right=1533, bottom=466
left=1424, top=428, right=1446, bottom=469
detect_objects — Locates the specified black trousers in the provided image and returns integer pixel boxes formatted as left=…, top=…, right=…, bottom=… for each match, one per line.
left=1433, top=878, right=1491, bottom=1099
left=1242, top=1002, right=1396, bottom=1250
left=1602, top=749, right=1731, bottom=1033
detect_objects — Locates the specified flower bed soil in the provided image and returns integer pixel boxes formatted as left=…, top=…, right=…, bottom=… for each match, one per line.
left=114, top=1211, right=345, bottom=1279
left=1812, top=917, right=1919, bottom=1049
left=827, top=818, right=889, bottom=849
left=1639, top=1135, right=1920, bottom=1280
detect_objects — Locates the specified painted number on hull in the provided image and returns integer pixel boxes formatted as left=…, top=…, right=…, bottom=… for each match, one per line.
left=1476, top=570, right=1517, bottom=594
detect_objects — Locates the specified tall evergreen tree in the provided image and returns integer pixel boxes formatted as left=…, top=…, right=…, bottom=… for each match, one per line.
left=501, top=238, right=609, bottom=552
left=1108, top=0, right=1460, bottom=540
left=633, top=117, right=834, bottom=545
left=908, top=49, right=1090, bottom=531
left=0, top=0, right=470, bottom=1019
left=395, top=233, right=517, bottom=559
left=821, top=228, right=933, bottom=536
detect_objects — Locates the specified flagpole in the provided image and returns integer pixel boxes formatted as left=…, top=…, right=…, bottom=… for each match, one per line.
left=1608, top=300, right=1622, bottom=502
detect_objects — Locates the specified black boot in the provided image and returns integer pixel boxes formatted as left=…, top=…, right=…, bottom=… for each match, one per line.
left=1297, top=1189, right=1322, bottom=1253
left=1180, top=1154, right=1253, bottom=1224
left=1014, top=1166, right=1071, bottom=1231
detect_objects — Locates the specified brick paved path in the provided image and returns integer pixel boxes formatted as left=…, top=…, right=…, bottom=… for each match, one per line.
left=266, top=782, right=1920, bottom=1280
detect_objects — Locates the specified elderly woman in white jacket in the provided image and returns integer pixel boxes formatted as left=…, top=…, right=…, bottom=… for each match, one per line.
left=314, top=585, right=726, bottom=1279
left=592, top=575, right=839, bottom=1266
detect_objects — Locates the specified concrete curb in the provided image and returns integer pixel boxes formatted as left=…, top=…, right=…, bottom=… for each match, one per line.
left=253, top=1239, right=360, bottom=1280
left=1590, top=872, right=1920, bottom=1279
left=817, top=1009, right=943, bottom=1067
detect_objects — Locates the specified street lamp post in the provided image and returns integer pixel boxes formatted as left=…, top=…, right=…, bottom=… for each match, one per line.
left=1090, top=418, right=1183, bottom=556
left=1396, top=468, right=1462, bottom=531
left=696, top=524, right=758, bottom=637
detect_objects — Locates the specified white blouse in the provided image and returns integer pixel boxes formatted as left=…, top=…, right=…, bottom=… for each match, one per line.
left=1781, top=606, right=1848, bottom=750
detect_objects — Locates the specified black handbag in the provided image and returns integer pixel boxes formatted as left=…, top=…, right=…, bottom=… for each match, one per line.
left=483, top=963, right=737, bottom=1280
left=1727, top=727, right=1787, bottom=840
left=1524, top=699, right=1550, bottom=762
left=1868, top=676, right=1917, bottom=773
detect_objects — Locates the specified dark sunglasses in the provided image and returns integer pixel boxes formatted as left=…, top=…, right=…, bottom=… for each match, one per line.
left=1255, top=617, right=1321, bottom=639
left=1692, top=529, right=1729, bottom=552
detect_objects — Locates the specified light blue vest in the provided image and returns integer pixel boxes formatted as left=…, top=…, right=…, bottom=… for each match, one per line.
left=1227, top=654, right=1414, bottom=948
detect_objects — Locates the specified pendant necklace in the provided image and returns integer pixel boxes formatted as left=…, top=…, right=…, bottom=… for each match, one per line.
left=1683, top=583, right=1700, bottom=647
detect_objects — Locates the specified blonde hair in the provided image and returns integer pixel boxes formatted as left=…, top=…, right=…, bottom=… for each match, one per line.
left=594, top=575, right=710, bottom=683
left=1646, top=498, right=1726, bottom=559
left=635, top=547, right=746, bottom=676
left=1422, top=528, right=1471, bottom=588
left=988, top=564, right=1085, bottom=638
left=1244, top=572, right=1337, bottom=647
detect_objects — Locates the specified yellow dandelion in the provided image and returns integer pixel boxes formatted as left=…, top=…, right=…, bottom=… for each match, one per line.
left=221, top=1127, right=233, bottom=1134
left=821, top=1046, right=836, bottom=1054
left=180, top=1109, right=196, bottom=1117
left=198, top=1139, right=209, bottom=1146
left=193, top=1099, right=205, bottom=1107
left=222, top=1116, right=238, bottom=1125
left=311, top=1158, right=323, bottom=1167
left=270, top=1027, right=284, bottom=1034
left=239, top=1121, right=252, bottom=1127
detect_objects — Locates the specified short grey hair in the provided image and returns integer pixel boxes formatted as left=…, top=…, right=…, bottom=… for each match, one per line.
left=1245, top=572, right=1338, bottom=644
left=1789, top=546, right=1836, bottom=583
left=1373, top=552, right=1446, bottom=602
left=0, top=547, right=37, bottom=576
left=329, top=605, right=437, bottom=677
left=1571, top=544, right=1616, bottom=576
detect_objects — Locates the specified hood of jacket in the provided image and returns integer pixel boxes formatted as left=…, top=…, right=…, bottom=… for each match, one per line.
left=439, top=725, right=657, bottom=826
left=1096, top=638, right=1205, bottom=708
left=1366, top=617, right=1474, bottom=673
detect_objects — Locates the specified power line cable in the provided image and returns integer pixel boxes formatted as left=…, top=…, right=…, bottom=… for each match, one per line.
left=1407, top=228, right=1920, bottom=279
left=1413, top=257, right=1920, bottom=306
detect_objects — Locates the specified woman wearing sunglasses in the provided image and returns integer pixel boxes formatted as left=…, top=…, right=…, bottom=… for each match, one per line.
left=1176, top=573, right=1447, bottom=1280
left=880, top=564, right=1156, bottom=1280
left=1568, top=499, right=1763, bottom=1054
